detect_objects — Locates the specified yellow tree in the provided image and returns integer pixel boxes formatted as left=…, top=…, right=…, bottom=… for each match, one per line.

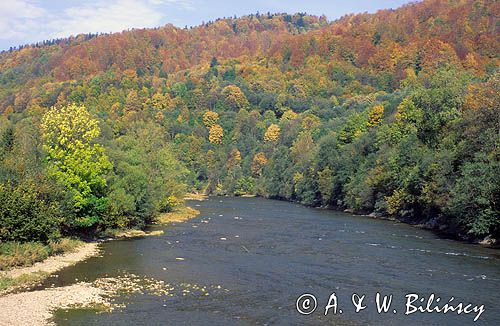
left=280, top=110, right=298, bottom=123
left=226, top=148, right=242, bottom=190
left=251, top=152, right=268, bottom=176
left=209, top=124, right=224, bottom=144
left=203, top=111, right=219, bottom=128
left=367, top=105, right=384, bottom=127
left=150, top=92, right=172, bottom=111
left=155, top=111, right=164, bottom=122
left=264, top=123, right=281, bottom=142
left=222, top=85, right=249, bottom=111
left=125, top=90, right=141, bottom=112
left=463, top=53, right=478, bottom=71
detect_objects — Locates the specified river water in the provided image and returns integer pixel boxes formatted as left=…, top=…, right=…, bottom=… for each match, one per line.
left=49, top=197, right=499, bottom=325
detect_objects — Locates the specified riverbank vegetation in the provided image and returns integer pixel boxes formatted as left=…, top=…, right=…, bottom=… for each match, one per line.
left=0, top=239, right=83, bottom=271
left=0, top=239, right=83, bottom=291
left=0, top=0, right=498, bottom=247
left=0, top=241, right=99, bottom=294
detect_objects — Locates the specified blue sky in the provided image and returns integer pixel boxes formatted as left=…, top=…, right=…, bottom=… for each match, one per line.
left=0, top=0, right=414, bottom=51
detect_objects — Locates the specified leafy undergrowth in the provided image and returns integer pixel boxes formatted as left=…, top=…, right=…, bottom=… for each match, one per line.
left=0, top=238, right=83, bottom=271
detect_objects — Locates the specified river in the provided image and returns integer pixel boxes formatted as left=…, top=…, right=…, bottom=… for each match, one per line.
left=48, top=197, right=499, bottom=325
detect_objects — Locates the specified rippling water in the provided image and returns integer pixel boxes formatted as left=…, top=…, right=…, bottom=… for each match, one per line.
left=50, top=197, right=499, bottom=325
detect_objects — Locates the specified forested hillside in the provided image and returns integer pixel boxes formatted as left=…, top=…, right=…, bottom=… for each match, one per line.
left=0, top=0, right=498, bottom=244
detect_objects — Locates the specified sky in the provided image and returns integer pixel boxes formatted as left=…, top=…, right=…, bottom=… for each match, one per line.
left=0, top=0, right=415, bottom=51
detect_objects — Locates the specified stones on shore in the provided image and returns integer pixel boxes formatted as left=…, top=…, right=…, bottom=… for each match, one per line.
left=0, top=271, right=231, bottom=325
left=114, top=230, right=164, bottom=238
left=0, top=243, right=100, bottom=296
left=479, top=236, right=496, bottom=246
left=0, top=282, right=107, bottom=326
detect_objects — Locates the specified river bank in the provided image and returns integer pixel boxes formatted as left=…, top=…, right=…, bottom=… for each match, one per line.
left=2, top=197, right=496, bottom=325
left=0, top=205, right=201, bottom=292
left=47, top=197, right=500, bottom=325
left=0, top=242, right=100, bottom=294
left=353, top=210, right=498, bottom=248
left=240, top=194, right=499, bottom=248
left=0, top=281, right=107, bottom=326
left=0, top=272, right=194, bottom=326
left=0, top=205, right=201, bottom=325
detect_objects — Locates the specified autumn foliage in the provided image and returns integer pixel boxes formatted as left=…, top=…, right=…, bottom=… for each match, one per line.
left=0, top=1, right=498, bottom=241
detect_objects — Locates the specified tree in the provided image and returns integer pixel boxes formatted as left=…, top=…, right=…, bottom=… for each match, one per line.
left=0, top=181, right=61, bottom=242
left=317, top=167, right=334, bottom=205
left=301, top=115, right=321, bottom=130
left=210, top=57, right=218, bottom=68
left=150, top=92, right=172, bottom=111
left=251, top=152, right=268, bottom=176
left=107, top=123, right=187, bottom=228
left=227, top=148, right=242, bottom=167
left=264, top=123, right=281, bottom=142
left=448, top=154, right=499, bottom=238
left=280, top=110, right=298, bottom=122
left=367, top=105, right=384, bottom=127
left=125, top=90, right=142, bottom=112
left=203, top=111, right=219, bottom=128
left=41, top=104, right=112, bottom=230
left=209, top=124, right=224, bottom=144
left=222, top=85, right=249, bottom=111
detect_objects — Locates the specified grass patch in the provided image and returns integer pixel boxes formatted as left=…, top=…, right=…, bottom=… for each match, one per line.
left=0, top=271, right=48, bottom=292
left=0, top=238, right=83, bottom=271
left=156, top=206, right=200, bottom=224
left=0, top=242, right=50, bottom=270
left=48, top=238, right=83, bottom=255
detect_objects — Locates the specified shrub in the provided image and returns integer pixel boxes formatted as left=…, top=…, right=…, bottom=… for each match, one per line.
left=0, top=242, right=50, bottom=270
left=0, top=181, right=61, bottom=243
left=0, top=238, right=82, bottom=270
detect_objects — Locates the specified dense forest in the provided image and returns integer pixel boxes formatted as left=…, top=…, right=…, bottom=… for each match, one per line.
left=0, top=0, right=498, bottom=245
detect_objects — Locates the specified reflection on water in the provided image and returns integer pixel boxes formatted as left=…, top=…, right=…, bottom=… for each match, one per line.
left=50, top=197, right=499, bottom=325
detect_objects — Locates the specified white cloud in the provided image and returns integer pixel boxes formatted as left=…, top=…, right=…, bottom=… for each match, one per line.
left=0, top=0, right=46, bottom=40
left=48, top=0, right=165, bottom=38
left=0, top=0, right=196, bottom=47
left=148, top=0, right=195, bottom=10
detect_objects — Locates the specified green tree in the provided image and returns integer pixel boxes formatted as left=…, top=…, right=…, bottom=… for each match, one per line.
left=448, top=154, right=500, bottom=238
left=41, top=104, right=112, bottom=230
left=0, top=181, right=61, bottom=242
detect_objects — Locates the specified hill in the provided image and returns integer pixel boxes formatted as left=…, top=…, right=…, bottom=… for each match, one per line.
left=0, top=0, right=498, bottom=243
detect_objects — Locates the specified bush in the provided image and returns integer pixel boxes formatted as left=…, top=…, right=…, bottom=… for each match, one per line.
left=0, top=181, right=61, bottom=243
left=48, top=238, right=82, bottom=255
left=0, top=242, right=50, bottom=270
left=0, top=239, right=82, bottom=270
left=448, top=154, right=500, bottom=238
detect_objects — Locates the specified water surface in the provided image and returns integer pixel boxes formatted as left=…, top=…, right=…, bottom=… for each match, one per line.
left=50, top=197, right=499, bottom=325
